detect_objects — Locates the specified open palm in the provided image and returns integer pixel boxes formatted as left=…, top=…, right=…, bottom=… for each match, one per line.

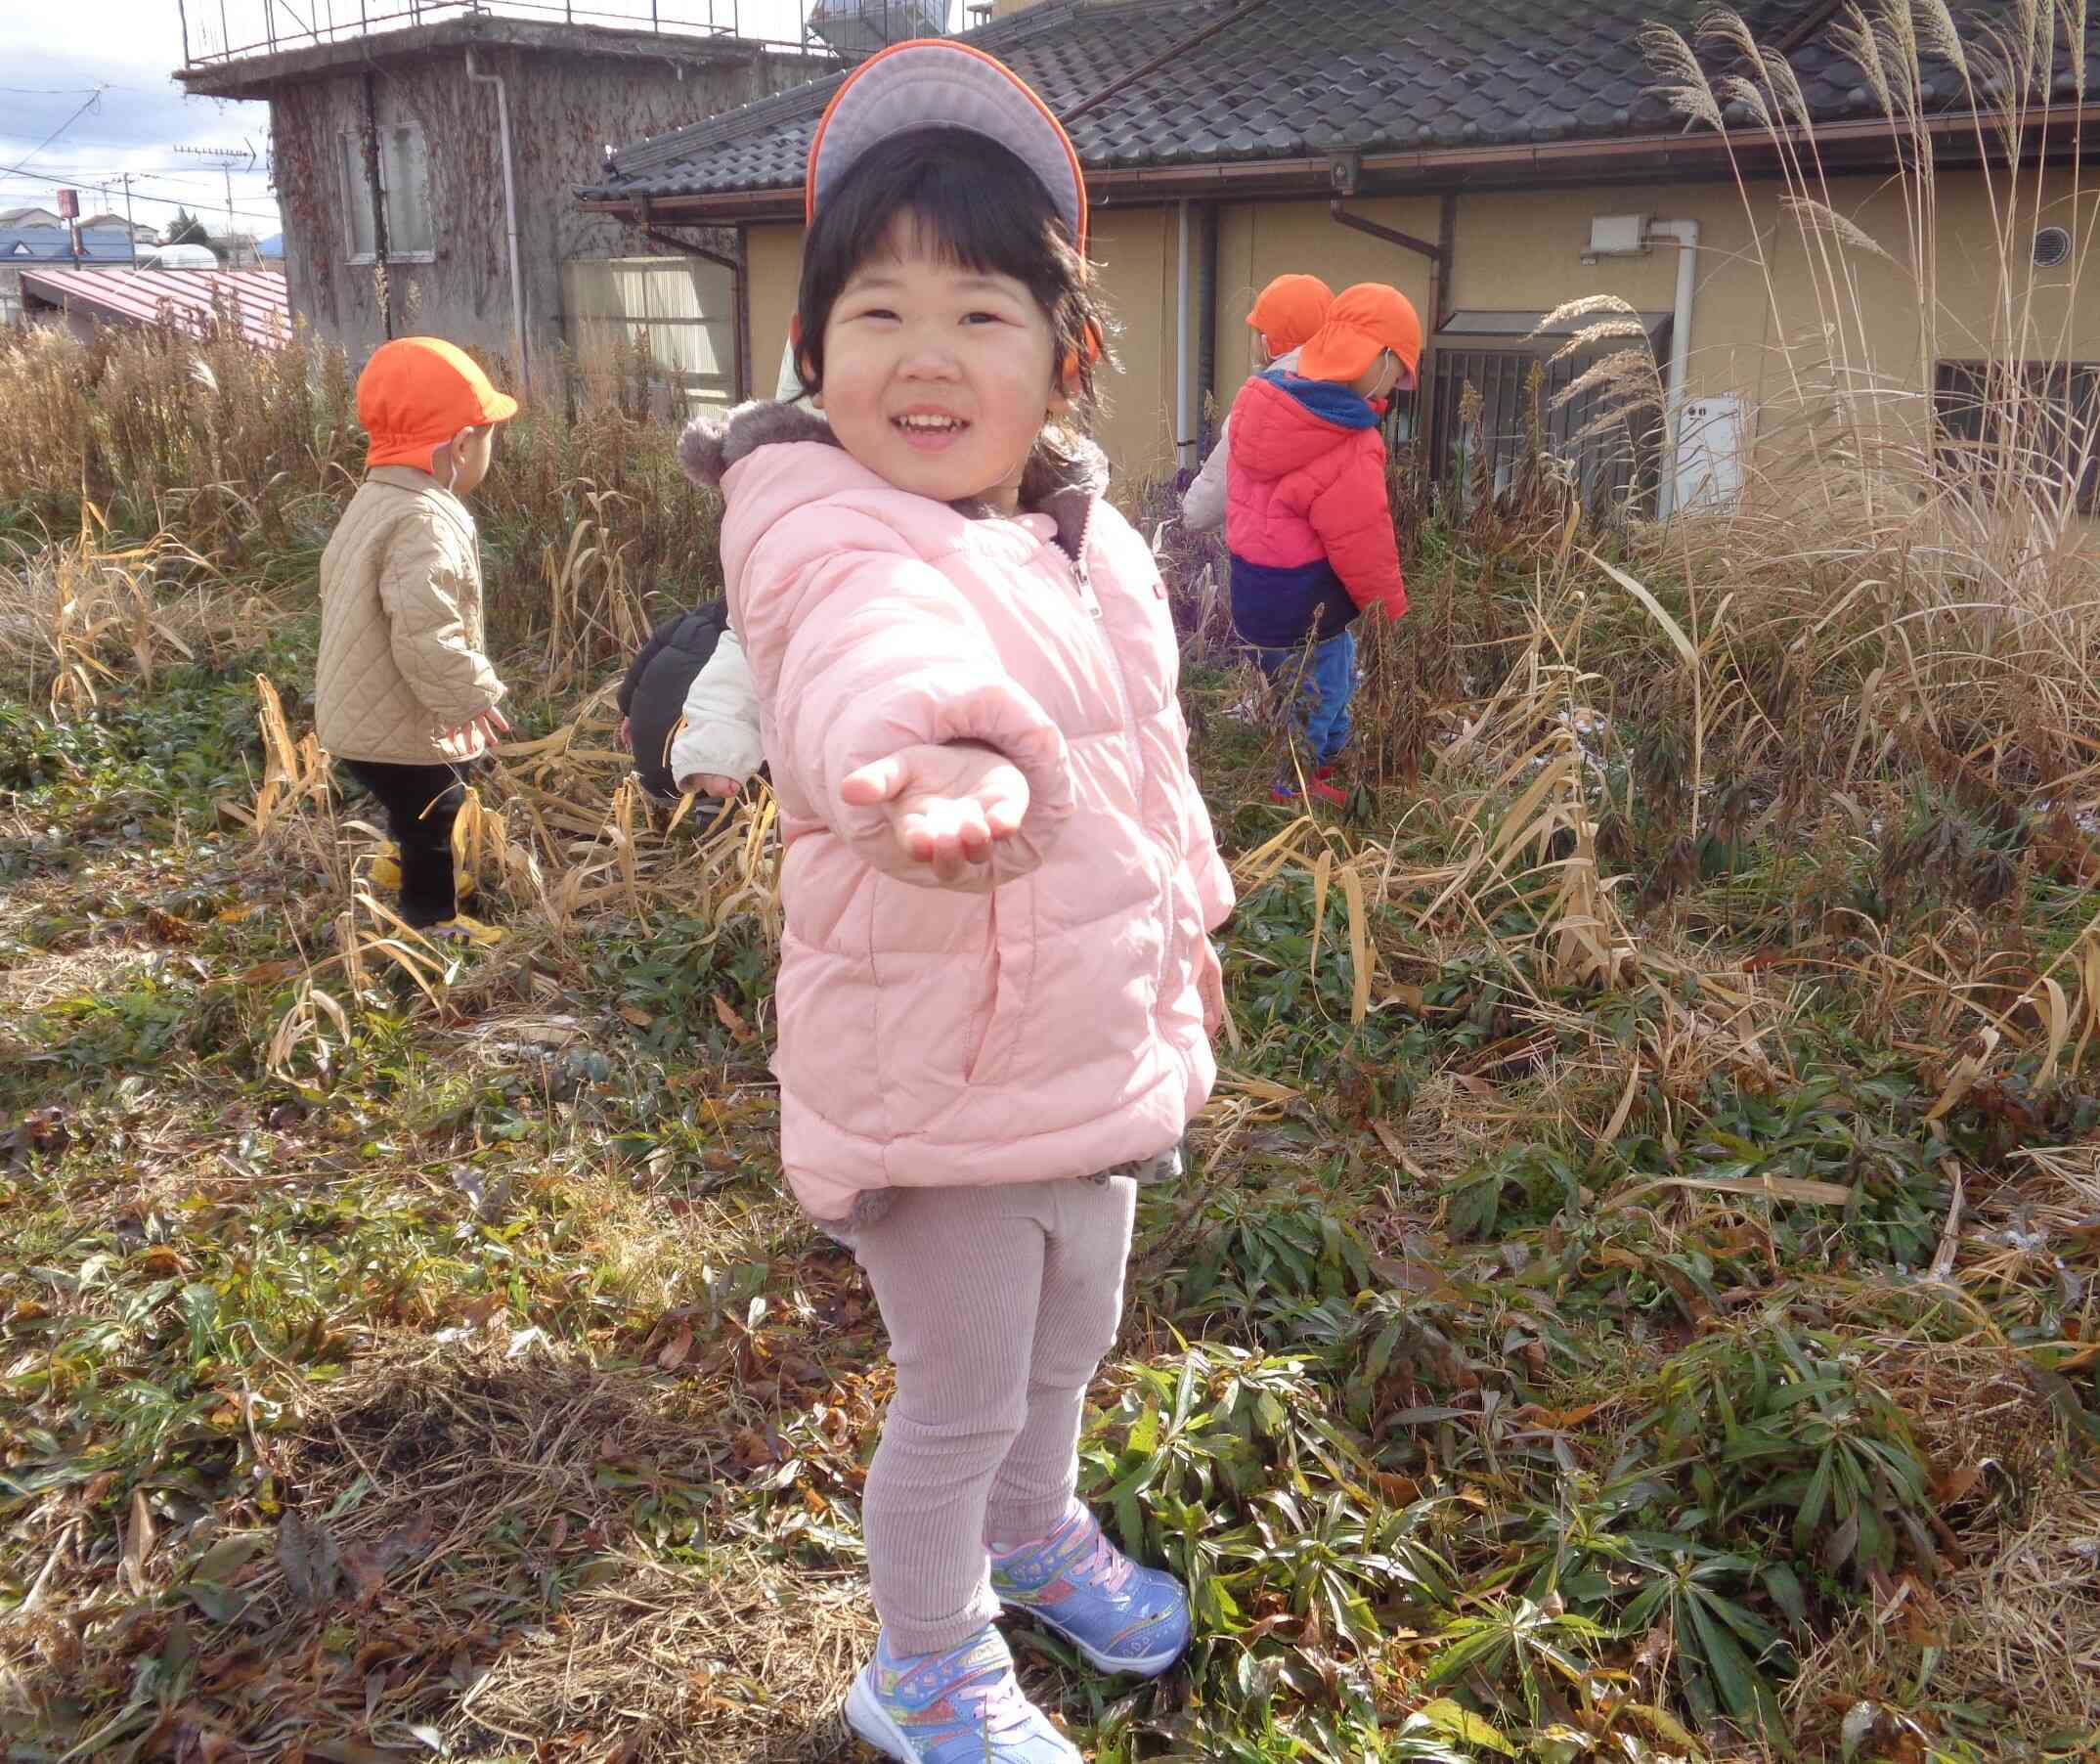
left=841, top=740, right=1030, bottom=883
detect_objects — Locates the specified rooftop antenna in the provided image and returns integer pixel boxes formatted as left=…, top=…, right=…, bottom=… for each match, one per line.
left=172, top=141, right=255, bottom=248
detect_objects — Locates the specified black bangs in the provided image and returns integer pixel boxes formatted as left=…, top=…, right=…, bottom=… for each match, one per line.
left=793, top=126, right=1110, bottom=419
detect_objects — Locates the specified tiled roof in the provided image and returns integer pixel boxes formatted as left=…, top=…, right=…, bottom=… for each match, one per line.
left=19, top=266, right=292, bottom=349
left=581, top=0, right=2100, bottom=205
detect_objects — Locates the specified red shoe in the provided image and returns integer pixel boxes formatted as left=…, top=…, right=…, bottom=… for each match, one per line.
left=1274, top=776, right=1347, bottom=809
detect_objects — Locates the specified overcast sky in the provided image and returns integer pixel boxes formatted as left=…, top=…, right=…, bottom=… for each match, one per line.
left=0, top=0, right=936, bottom=242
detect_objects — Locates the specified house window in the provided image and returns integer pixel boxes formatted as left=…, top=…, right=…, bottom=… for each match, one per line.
left=561, top=255, right=737, bottom=412
left=1934, top=359, right=2099, bottom=514
left=339, top=124, right=433, bottom=260
left=1426, top=310, right=1672, bottom=514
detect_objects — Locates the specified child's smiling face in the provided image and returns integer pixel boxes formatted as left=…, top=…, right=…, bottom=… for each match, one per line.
left=819, top=216, right=1064, bottom=515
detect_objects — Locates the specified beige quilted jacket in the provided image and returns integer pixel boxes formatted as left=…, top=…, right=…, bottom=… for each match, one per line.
left=315, top=467, right=506, bottom=765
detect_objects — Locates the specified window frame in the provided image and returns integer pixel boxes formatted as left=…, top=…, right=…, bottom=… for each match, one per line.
left=1424, top=312, right=1673, bottom=516
left=1933, top=358, right=2100, bottom=516
left=337, top=124, right=436, bottom=266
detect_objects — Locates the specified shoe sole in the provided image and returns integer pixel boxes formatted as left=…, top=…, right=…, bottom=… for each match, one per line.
left=843, top=1667, right=1080, bottom=1762
left=842, top=1672, right=918, bottom=1762
left=997, top=1597, right=1187, bottom=1679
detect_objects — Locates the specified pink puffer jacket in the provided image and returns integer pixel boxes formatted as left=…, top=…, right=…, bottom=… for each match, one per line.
left=680, top=403, right=1234, bottom=1223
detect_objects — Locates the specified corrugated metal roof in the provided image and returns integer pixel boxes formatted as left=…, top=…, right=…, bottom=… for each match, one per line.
left=579, top=0, right=2100, bottom=205
left=18, top=266, right=293, bottom=349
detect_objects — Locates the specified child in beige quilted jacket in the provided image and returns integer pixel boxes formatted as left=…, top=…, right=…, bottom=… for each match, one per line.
left=315, top=337, right=517, bottom=946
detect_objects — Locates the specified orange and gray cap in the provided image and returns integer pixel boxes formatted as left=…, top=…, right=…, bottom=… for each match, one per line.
left=805, top=38, right=1088, bottom=256
left=1296, top=283, right=1424, bottom=384
left=357, top=336, right=518, bottom=473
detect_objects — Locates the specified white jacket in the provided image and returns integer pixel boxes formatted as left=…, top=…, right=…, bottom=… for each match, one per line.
left=667, top=624, right=764, bottom=788
left=656, top=342, right=816, bottom=792
left=1179, top=345, right=1302, bottom=535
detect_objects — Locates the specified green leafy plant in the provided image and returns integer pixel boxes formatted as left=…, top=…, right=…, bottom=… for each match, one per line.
left=1422, top=1594, right=1613, bottom=1729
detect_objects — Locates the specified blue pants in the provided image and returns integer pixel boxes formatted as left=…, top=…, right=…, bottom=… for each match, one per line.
left=1254, top=629, right=1357, bottom=770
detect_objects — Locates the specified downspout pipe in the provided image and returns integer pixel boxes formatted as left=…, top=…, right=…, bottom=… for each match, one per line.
left=1646, top=217, right=1700, bottom=519
left=1195, top=200, right=1219, bottom=455
left=1176, top=199, right=1193, bottom=473
left=466, top=48, right=528, bottom=392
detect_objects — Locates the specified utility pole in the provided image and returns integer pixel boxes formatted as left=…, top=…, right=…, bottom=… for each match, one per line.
left=121, top=173, right=138, bottom=263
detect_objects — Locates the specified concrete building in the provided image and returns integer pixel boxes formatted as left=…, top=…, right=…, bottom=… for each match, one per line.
left=579, top=0, right=2100, bottom=511
left=174, top=3, right=872, bottom=401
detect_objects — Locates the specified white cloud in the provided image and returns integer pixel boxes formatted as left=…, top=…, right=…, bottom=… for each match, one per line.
left=1, top=1, right=277, bottom=234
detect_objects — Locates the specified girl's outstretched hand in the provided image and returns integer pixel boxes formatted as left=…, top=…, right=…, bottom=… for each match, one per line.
left=841, top=739, right=1029, bottom=883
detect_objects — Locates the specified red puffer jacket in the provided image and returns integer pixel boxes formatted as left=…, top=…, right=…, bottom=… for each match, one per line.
left=1223, top=372, right=1407, bottom=648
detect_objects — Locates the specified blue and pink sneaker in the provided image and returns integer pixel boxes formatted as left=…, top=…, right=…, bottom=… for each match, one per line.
left=844, top=1624, right=1079, bottom=1763
left=990, top=1506, right=1192, bottom=1678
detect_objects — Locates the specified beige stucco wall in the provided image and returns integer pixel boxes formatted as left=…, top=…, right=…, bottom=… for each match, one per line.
left=737, top=163, right=2096, bottom=489
left=745, top=221, right=807, bottom=399
left=1214, top=195, right=1444, bottom=410
left=1445, top=169, right=2098, bottom=413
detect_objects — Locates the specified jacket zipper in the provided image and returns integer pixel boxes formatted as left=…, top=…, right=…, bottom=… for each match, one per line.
left=1058, top=502, right=1186, bottom=1001
left=1061, top=498, right=1135, bottom=736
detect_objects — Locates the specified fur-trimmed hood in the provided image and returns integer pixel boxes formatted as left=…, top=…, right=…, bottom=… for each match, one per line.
left=678, top=398, right=1111, bottom=559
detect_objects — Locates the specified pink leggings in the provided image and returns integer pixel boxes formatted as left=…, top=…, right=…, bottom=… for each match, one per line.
left=850, top=1174, right=1137, bottom=1655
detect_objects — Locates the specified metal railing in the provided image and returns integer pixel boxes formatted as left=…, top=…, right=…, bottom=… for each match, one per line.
left=178, top=0, right=967, bottom=66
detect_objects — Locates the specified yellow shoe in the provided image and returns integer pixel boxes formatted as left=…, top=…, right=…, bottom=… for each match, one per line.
left=426, top=913, right=504, bottom=950
left=369, top=845, right=474, bottom=901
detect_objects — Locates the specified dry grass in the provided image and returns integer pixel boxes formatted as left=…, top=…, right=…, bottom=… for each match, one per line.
left=1617, top=0, right=2100, bottom=804
left=0, top=519, right=263, bottom=715
left=464, top=1558, right=870, bottom=1762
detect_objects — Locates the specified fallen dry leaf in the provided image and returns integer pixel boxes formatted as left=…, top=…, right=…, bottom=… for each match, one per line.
left=341, top=1515, right=435, bottom=1608
left=713, top=994, right=755, bottom=1043
left=123, top=1486, right=157, bottom=1597
left=277, top=1509, right=341, bottom=1610
left=656, top=1323, right=694, bottom=1371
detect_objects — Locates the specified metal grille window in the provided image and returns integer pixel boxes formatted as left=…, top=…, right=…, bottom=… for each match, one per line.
left=1427, top=310, right=1671, bottom=515
left=1933, top=359, right=2100, bottom=514
left=338, top=125, right=433, bottom=260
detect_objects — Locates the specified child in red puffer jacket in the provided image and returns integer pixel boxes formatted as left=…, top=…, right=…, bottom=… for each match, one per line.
left=1224, top=283, right=1419, bottom=806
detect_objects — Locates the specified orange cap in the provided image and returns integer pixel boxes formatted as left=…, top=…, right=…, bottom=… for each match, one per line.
left=1295, top=284, right=1423, bottom=385
left=358, top=336, right=519, bottom=472
left=1247, top=274, right=1334, bottom=356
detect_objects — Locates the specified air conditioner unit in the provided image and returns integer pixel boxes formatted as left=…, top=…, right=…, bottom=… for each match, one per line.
left=1587, top=214, right=1649, bottom=257
left=806, top=0, right=950, bottom=54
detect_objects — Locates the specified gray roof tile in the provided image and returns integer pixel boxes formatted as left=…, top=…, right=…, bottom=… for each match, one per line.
left=580, top=0, right=2100, bottom=203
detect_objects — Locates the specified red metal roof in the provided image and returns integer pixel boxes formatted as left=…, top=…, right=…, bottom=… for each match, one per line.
left=19, top=266, right=292, bottom=349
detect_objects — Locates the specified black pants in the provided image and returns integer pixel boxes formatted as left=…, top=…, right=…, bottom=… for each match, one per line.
left=340, top=758, right=467, bottom=927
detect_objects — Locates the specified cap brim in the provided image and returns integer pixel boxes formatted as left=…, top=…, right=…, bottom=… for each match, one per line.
left=481, top=391, right=520, bottom=423
left=809, top=40, right=1086, bottom=255
left=1296, top=333, right=1380, bottom=382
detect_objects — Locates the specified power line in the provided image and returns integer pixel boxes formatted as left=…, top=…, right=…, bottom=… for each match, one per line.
left=1, top=87, right=107, bottom=178
left=0, top=166, right=280, bottom=226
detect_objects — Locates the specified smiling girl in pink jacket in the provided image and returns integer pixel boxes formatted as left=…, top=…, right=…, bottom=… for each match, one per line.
left=676, top=41, right=1232, bottom=1764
